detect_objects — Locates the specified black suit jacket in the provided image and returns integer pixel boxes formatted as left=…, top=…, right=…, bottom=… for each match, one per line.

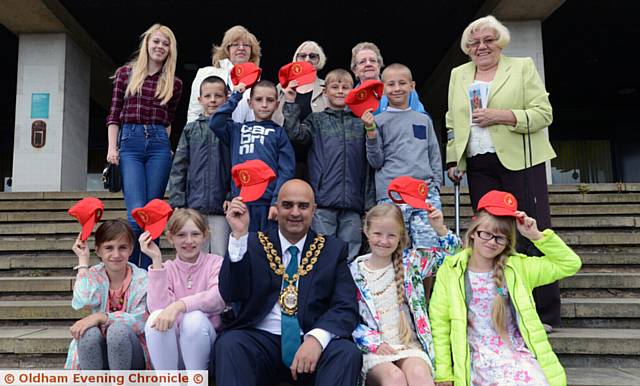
left=219, top=228, right=358, bottom=339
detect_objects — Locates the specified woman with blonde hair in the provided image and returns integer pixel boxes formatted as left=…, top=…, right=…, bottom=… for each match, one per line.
left=430, top=190, right=581, bottom=386
left=106, top=23, right=182, bottom=269
left=350, top=203, right=460, bottom=385
left=186, top=25, right=261, bottom=123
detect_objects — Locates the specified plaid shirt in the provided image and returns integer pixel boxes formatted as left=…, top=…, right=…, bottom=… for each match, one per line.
left=106, top=66, right=182, bottom=127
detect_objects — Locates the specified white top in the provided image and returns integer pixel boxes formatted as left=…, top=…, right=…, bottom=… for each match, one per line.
left=187, top=59, right=254, bottom=124
left=227, top=232, right=332, bottom=350
left=466, top=80, right=495, bottom=158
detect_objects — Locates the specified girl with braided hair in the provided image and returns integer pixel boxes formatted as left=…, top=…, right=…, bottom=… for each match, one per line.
left=350, top=203, right=461, bottom=385
left=429, top=190, right=582, bottom=386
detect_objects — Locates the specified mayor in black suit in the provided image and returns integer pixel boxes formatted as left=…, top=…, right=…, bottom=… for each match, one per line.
left=215, top=179, right=361, bottom=386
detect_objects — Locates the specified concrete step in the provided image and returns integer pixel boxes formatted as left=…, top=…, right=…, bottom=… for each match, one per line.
left=0, top=191, right=124, bottom=200
left=0, top=326, right=71, bottom=355
left=0, top=300, right=87, bottom=320
left=0, top=354, right=66, bottom=369
left=566, top=368, right=640, bottom=386
left=439, top=193, right=640, bottom=206
left=561, top=273, right=640, bottom=289
left=575, top=249, right=640, bottom=266
left=0, top=277, right=74, bottom=294
left=561, top=298, right=640, bottom=328
left=0, top=200, right=126, bottom=211
left=0, top=211, right=128, bottom=223
left=556, top=231, right=640, bottom=246
left=552, top=328, right=640, bottom=368
left=0, top=238, right=172, bottom=252
left=439, top=183, right=640, bottom=194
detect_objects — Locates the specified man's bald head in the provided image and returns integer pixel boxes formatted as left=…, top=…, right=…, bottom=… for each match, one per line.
left=276, top=179, right=316, bottom=243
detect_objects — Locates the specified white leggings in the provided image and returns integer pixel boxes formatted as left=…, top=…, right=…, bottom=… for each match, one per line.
left=145, top=310, right=216, bottom=370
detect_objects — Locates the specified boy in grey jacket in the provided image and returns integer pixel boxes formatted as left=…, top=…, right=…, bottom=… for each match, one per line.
left=364, top=64, right=443, bottom=251
left=168, top=76, right=231, bottom=256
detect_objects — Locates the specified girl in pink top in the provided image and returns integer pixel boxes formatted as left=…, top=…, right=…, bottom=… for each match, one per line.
left=140, top=208, right=225, bottom=370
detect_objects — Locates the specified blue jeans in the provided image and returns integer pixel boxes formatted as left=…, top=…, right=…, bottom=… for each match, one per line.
left=119, top=123, right=172, bottom=269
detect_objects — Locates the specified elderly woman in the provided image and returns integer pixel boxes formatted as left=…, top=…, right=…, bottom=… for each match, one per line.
left=445, top=15, right=559, bottom=330
left=273, top=40, right=328, bottom=179
left=350, top=42, right=427, bottom=114
left=186, top=25, right=261, bottom=123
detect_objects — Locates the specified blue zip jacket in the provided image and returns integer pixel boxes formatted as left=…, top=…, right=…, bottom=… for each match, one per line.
left=283, top=103, right=368, bottom=212
left=210, top=91, right=295, bottom=206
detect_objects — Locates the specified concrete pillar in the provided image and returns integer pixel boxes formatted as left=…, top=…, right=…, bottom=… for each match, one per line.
left=502, top=20, right=553, bottom=184
left=12, top=33, right=90, bottom=191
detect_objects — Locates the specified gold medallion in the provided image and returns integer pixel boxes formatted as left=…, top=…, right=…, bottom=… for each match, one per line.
left=279, top=284, right=298, bottom=315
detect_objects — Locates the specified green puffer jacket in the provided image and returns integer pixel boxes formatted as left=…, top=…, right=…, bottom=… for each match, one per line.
left=429, top=229, right=581, bottom=386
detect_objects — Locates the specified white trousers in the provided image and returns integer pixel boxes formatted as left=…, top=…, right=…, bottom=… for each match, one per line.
left=145, top=309, right=216, bottom=371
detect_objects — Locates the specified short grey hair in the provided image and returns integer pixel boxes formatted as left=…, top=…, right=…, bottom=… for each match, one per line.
left=460, top=15, right=510, bottom=55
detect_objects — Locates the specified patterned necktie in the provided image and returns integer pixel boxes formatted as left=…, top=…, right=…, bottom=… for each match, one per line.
left=281, top=245, right=302, bottom=367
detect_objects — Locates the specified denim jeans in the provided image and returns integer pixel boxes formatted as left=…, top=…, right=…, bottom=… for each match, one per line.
left=119, top=123, right=172, bottom=269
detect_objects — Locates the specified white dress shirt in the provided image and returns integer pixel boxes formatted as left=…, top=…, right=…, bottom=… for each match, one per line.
left=227, top=231, right=333, bottom=350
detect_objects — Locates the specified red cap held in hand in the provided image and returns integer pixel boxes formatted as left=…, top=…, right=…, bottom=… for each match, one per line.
left=231, top=159, right=276, bottom=202
left=132, top=199, right=173, bottom=239
left=345, top=79, right=384, bottom=117
left=230, top=62, right=262, bottom=88
left=387, top=176, right=432, bottom=210
left=68, top=197, right=105, bottom=241
left=477, top=190, right=518, bottom=217
left=278, top=61, right=317, bottom=89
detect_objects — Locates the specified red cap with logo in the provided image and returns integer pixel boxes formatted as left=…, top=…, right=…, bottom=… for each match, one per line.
left=477, top=190, right=518, bottom=217
left=132, top=199, right=173, bottom=239
left=387, top=176, right=432, bottom=210
left=278, top=61, right=317, bottom=89
left=231, top=159, right=277, bottom=202
left=230, top=62, right=262, bottom=88
left=345, top=79, right=384, bottom=117
left=68, top=197, right=105, bottom=241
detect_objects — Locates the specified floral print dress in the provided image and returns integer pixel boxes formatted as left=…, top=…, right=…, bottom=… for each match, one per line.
left=467, top=270, right=549, bottom=386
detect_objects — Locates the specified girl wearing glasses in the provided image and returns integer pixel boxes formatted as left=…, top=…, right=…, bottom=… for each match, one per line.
left=429, top=190, right=581, bottom=386
left=186, top=25, right=262, bottom=123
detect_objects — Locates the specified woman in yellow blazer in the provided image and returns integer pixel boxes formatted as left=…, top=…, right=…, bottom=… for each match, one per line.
left=445, top=15, right=561, bottom=330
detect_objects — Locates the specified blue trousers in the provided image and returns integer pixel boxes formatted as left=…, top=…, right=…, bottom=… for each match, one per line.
left=214, top=329, right=361, bottom=386
left=119, top=123, right=172, bottom=269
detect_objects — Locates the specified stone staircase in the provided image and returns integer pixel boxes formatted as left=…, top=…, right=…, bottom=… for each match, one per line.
left=1, top=185, right=640, bottom=385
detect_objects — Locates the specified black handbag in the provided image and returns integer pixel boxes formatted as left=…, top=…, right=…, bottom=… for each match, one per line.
left=102, top=128, right=123, bottom=193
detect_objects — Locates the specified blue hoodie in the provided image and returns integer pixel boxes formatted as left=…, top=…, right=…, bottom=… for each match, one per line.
left=210, top=91, right=295, bottom=206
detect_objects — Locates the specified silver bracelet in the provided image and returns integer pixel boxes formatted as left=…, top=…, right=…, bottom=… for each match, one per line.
left=73, top=264, right=89, bottom=270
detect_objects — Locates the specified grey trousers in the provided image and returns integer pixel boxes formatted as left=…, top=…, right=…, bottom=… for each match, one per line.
left=77, top=322, right=145, bottom=370
left=312, top=208, right=362, bottom=260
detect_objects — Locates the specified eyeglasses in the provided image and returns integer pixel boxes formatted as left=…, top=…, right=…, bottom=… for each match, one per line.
left=475, top=230, right=509, bottom=246
left=296, top=53, right=320, bottom=61
left=228, top=42, right=251, bottom=49
left=356, top=57, right=379, bottom=66
left=468, top=37, right=498, bottom=48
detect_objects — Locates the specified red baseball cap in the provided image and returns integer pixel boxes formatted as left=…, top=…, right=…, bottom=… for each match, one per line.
left=387, top=176, right=432, bottom=210
left=132, top=199, right=173, bottom=239
left=68, top=197, right=105, bottom=241
left=345, top=79, right=384, bottom=117
left=230, top=62, right=262, bottom=88
left=477, top=190, right=518, bottom=217
left=278, top=61, right=317, bottom=89
left=231, top=159, right=276, bottom=202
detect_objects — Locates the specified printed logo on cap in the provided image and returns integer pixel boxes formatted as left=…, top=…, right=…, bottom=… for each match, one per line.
left=235, top=66, right=243, bottom=76
left=504, top=194, right=515, bottom=208
left=356, top=90, right=368, bottom=101
left=418, top=183, right=426, bottom=196
left=138, top=211, right=149, bottom=223
left=292, top=64, right=302, bottom=74
left=239, top=170, right=251, bottom=184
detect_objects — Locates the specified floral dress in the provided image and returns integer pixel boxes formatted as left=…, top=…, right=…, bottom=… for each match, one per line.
left=467, top=270, right=549, bottom=386
left=360, top=261, right=431, bottom=374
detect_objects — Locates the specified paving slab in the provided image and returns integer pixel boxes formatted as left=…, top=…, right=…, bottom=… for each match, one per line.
left=550, top=328, right=640, bottom=355
left=561, top=298, right=640, bottom=318
left=561, top=273, right=640, bottom=289
left=566, top=367, right=640, bottom=386
left=0, top=300, right=87, bottom=320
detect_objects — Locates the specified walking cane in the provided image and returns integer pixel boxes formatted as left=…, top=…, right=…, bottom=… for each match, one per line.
left=454, top=180, right=461, bottom=236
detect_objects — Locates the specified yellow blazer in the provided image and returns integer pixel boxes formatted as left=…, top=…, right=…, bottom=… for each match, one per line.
left=445, top=55, right=555, bottom=171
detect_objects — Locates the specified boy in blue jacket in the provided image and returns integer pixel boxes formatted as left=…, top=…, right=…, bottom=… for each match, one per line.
left=282, top=69, right=367, bottom=259
left=210, top=79, right=295, bottom=232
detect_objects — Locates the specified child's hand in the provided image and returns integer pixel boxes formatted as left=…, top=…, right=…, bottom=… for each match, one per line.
left=223, top=200, right=231, bottom=213
left=283, top=80, right=298, bottom=103
left=428, top=208, right=448, bottom=237
left=515, top=211, right=543, bottom=241
left=226, top=197, right=250, bottom=238
left=69, top=313, right=106, bottom=340
left=360, top=109, right=375, bottom=129
left=72, top=233, right=90, bottom=266
left=268, top=205, right=278, bottom=221
left=139, top=231, right=163, bottom=263
left=234, top=83, right=247, bottom=94
left=150, top=301, right=185, bottom=331
left=376, top=342, right=398, bottom=356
